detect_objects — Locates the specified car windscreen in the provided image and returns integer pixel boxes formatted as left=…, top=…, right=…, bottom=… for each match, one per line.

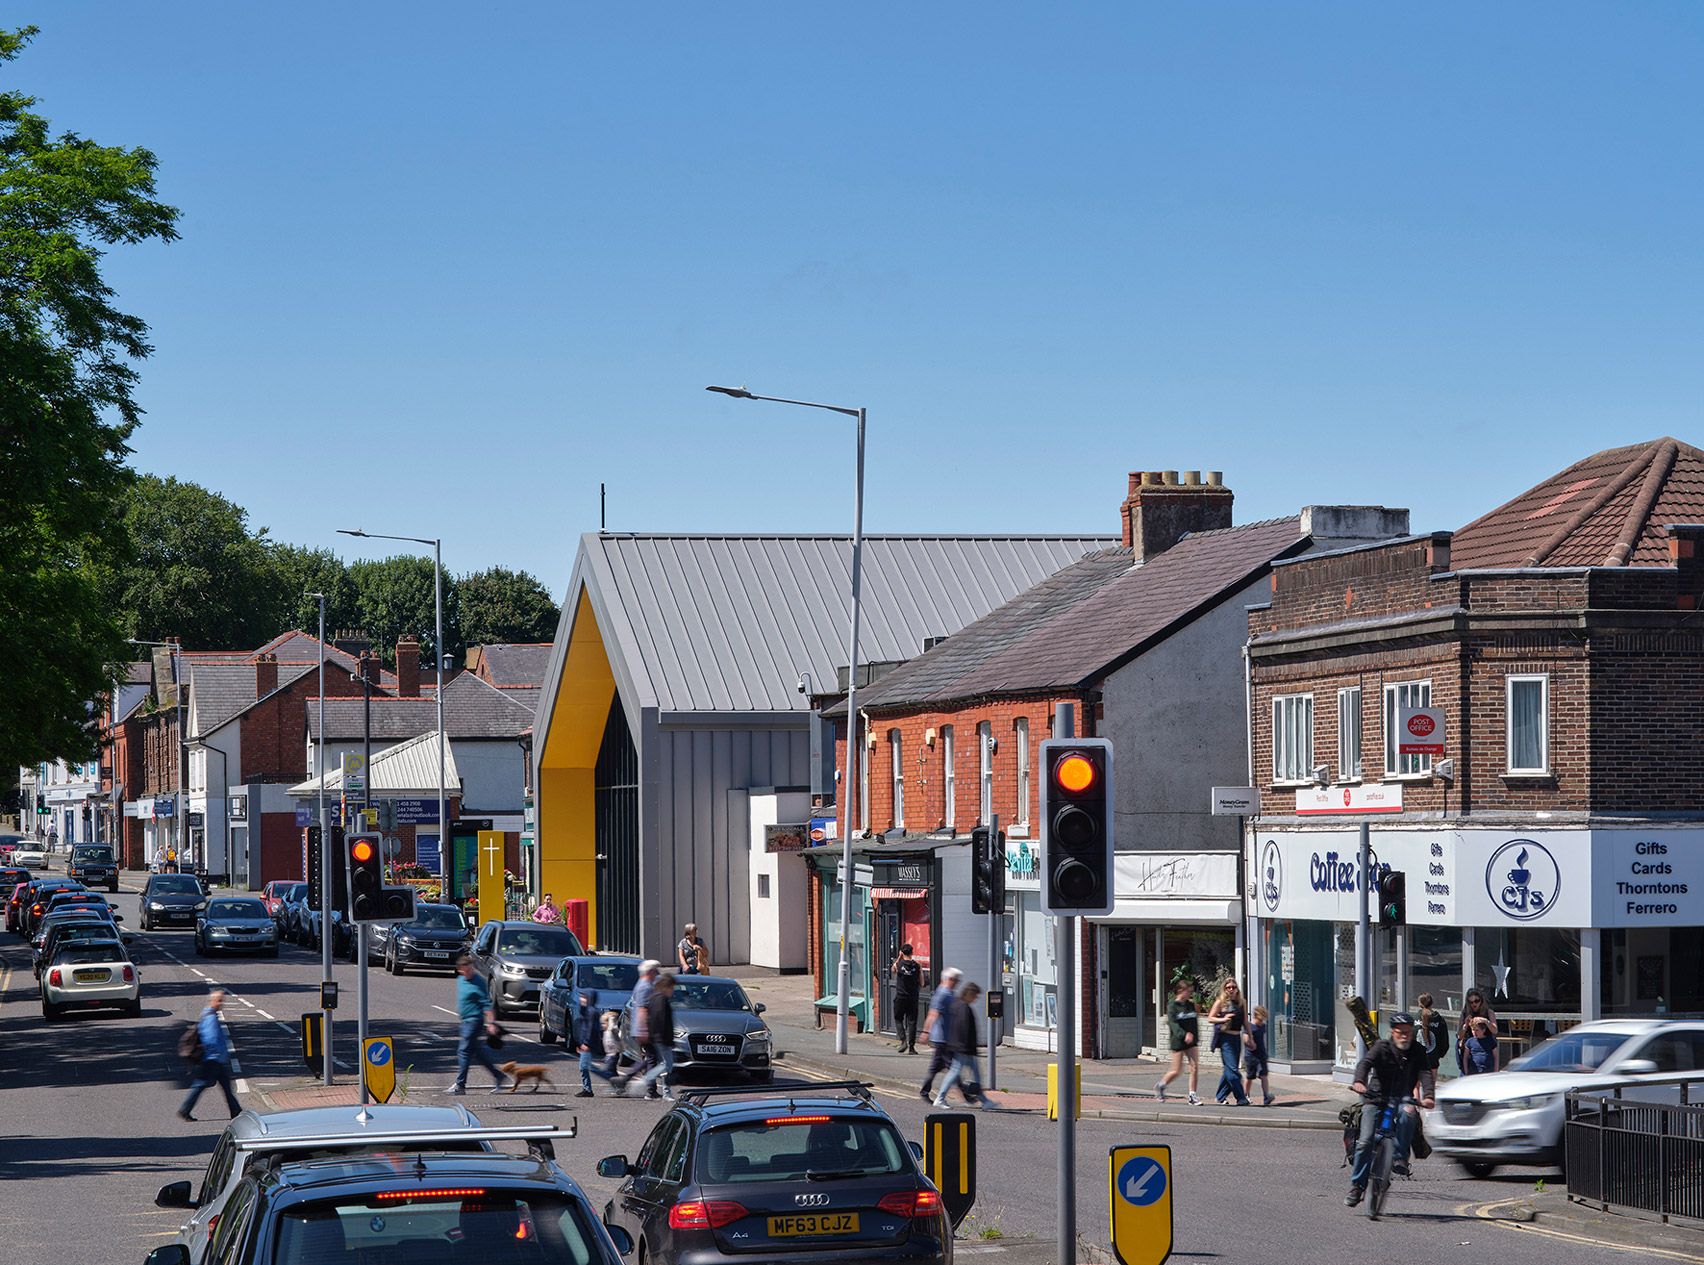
left=577, top=961, right=639, bottom=991
left=55, top=942, right=125, bottom=965
left=209, top=899, right=267, bottom=919
left=72, top=847, right=113, bottom=862
left=1508, top=1030, right=1637, bottom=1074
left=408, top=907, right=466, bottom=932
left=50, top=924, right=118, bottom=945
left=151, top=877, right=202, bottom=894
left=286, top=884, right=308, bottom=901
left=496, top=927, right=583, bottom=957
left=50, top=891, right=105, bottom=905
left=275, top=1189, right=604, bottom=1264
left=670, top=980, right=754, bottom=1011
left=698, top=1118, right=909, bottom=1184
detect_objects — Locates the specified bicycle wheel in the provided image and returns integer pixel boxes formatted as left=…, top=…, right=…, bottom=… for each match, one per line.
left=1367, top=1136, right=1394, bottom=1220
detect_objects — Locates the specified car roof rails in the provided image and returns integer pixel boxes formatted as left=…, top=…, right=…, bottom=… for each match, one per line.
left=237, top=1122, right=574, bottom=1163
left=674, top=1080, right=874, bottom=1108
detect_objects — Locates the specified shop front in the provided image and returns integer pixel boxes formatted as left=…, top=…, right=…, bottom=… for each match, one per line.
left=1253, top=825, right=1704, bottom=1076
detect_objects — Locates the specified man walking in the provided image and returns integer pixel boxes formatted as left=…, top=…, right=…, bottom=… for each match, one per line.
left=613, top=960, right=661, bottom=1095
left=918, top=966, right=963, bottom=1101
left=573, top=987, right=611, bottom=1098
left=532, top=893, right=560, bottom=925
left=640, top=973, right=678, bottom=1100
left=445, top=954, right=509, bottom=1095
left=892, top=943, right=922, bottom=1054
left=178, top=989, right=241, bottom=1121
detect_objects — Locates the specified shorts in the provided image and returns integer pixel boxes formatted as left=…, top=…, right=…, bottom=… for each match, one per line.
left=1243, top=1052, right=1268, bottom=1079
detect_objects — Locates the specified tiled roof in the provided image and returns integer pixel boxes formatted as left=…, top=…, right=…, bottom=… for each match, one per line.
left=188, top=661, right=315, bottom=736
left=1450, top=437, right=1704, bottom=570
left=262, top=631, right=396, bottom=683
left=288, top=729, right=463, bottom=796
left=306, top=673, right=533, bottom=742
left=848, top=518, right=1306, bottom=709
left=472, top=643, right=553, bottom=688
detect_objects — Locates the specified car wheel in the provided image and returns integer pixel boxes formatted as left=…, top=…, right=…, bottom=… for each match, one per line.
left=387, top=947, right=403, bottom=976
left=108, top=884, right=119, bottom=894
left=538, top=1011, right=557, bottom=1045
left=41, top=1001, right=61, bottom=1022
left=193, top=934, right=205, bottom=956
left=125, top=998, right=142, bottom=1018
left=1460, top=1161, right=1499, bottom=1179
left=749, top=1070, right=773, bottom=1084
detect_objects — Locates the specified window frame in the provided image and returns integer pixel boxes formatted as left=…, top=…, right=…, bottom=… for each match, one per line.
left=1505, top=673, right=1550, bottom=775
left=1383, top=680, right=1433, bottom=777
left=1337, top=686, right=1362, bottom=781
left=942, top=725, right=956, bottom=828
left=858, top=720, right=870, bottom=834
left=1014, top=718, right=1031, bottom=825
left=1271, top=693, right=1314, bottom=783
left=889, top=729, right=904, bottom=828
left=978, top=722, right=993, bottom=825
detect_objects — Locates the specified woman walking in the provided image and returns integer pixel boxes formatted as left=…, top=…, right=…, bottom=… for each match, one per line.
left=1455, top=989, right=1499, bottom=1074
left=1154, top=979, right=1204, bottom=1106
left=1207, top=979, right=1251, bottom=1105
left=934, top=982, right=996, bottom=1111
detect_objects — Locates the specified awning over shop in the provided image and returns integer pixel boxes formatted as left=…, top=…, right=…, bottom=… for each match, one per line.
left=1099, top=898, right=1240, bottom=924
left=869, top=886, right=930, bottom=900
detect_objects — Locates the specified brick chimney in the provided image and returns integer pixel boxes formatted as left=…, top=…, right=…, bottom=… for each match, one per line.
left=332, top=628, right=371, bottom=660
left=396, top=637, right=421, bottom=698
left=360, top=652, right=382, bottom=686
left=1670, top=525, right=1704, bottom=610
left=255, top=652, right=278, bottom=697
left=1120, top=469, right=1234, bottom=561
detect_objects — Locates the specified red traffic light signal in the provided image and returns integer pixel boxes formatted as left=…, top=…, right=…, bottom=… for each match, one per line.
left=1039, top=739, right=1114, bottom=916
left=346, top=832, right=383, bottom=920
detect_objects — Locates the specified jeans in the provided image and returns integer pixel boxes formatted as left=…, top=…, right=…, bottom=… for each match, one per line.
left=577, top=1046, right=613, bottom=1091
left=1351, top=1099, right=1417, bottom=1187
left=940, top=1053, right=984, bottom=1102
left=180, top=1057, right=241, bottom=1118
left=1216, top=1038, right=1249, bottom=1104
left=642, top=1044, right=676, bottom=1094
left=455, top=1018, right=505, bottom=1088
left=895, top=1000, right=918, bottom=1051
left=920, top=1045, right=953, bottom=1095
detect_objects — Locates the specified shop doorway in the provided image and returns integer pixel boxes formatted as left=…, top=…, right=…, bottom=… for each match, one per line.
left=876, top=902, right=903, bottom=1035
left=1100, top=925, right=1147, bottom=1058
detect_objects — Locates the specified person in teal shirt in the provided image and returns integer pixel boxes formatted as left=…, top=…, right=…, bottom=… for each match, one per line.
left=446, top=954, right=509, bottom=1094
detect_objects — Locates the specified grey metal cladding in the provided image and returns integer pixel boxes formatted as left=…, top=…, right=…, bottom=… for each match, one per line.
left=585, top=534, right=1114, bottom=715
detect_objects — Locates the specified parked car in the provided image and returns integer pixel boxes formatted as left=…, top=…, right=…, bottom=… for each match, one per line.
left=280, top=884, right=314, bottom=943
left=539, top=955, right=643, bottom=1045
left=139, top=873, right=208, bottom=930
left=1429, top=1018, right=1704, bottom=1175
left=194, top=896, right=280, bottom=957
left=41, top=940, right=140, bottom=1020
left=598, top=1082, right=946, bottom=1265
left=468, top=920, right=586, bottom=1016
left=67, top=844, right=119, bottom=891
left=368, top=902, right=473, bottom=974
left=260, top=880, right=298, bottom=921
left=151, top=1102, right=496, bottom=1265
left=617, top=974, right=774, bottom=1082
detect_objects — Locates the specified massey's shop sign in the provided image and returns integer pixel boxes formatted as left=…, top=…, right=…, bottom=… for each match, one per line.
left=1257, top=828, right=1704, bottom=928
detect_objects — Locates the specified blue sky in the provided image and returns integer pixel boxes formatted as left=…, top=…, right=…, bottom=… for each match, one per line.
left=20, top=5, right=1704, bottom=592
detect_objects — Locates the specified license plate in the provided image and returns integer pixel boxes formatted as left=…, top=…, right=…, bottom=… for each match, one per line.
left=768, top=1214, right=859, bottom=1236
left=426, top=951, right=450, bottom=958
left=74, top=969, right=109, bottom=982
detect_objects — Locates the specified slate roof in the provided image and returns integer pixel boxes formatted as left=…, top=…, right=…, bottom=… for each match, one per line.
left=306, top=673, right=533, bottom=742
left=1450, top=437, right=1704, bottom=570
left=473, top=643, right=553, bottom=688
left=570, top=533, right=1116, bottom=715
left=188, top=661, right=315, bottom=737
left=845, top=517, right=1307, bottom=710
left=288, top=730, right=463, bottom=796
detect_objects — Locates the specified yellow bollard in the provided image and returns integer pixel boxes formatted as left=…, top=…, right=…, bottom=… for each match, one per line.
left=1046, top=1062, right=1083, bottom=1120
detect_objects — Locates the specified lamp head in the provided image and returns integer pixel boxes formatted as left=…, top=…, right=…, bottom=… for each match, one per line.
left=706, top=385, right=754, bottom=399
left=337, top=529, right=367, bottom=538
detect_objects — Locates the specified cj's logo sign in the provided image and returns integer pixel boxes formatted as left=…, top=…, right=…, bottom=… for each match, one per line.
left=1485, top=839, right=1559, bottom=921
left=1260, top=840, right=1282, bottom=913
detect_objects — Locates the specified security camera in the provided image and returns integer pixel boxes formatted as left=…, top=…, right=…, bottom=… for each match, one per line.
left=1312, top=765, right=1329, bottom=785
left=796, top=678, right=807, bottom=695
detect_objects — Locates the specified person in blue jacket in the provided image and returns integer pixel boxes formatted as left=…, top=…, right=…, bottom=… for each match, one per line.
left=178, top=989, right=241, bottom=1121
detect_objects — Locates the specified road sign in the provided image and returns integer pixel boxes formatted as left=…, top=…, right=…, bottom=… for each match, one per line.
left=301, top=1012, right=323, bottom=1076
left=1398, top=706, right=1446, bottom=756
left=383, top=834, right=401, bottom=857
left=342, top=752, right=367, bottom=792
left=1210, top=787, right=1259, bottom=816
left=363, top=1037, right=395, bottom=1103
left=924, top=1112, right=976, bottom=1228
left=1109, top=1145, right=1172, bottom=1265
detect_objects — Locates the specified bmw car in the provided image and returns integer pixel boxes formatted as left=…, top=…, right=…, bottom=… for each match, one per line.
left=619, top=975, right=774, bottom=1082
left=195, top=896, right=281, bottom=957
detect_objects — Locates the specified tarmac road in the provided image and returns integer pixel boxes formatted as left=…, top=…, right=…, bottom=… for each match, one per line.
left=0, top=876, right=1678, bottom=1265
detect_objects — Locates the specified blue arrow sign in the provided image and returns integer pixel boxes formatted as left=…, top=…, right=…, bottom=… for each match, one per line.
left=1116, top=1155, right=1167, bottom=1207
left=366, top=1043, right=392, bottom=1066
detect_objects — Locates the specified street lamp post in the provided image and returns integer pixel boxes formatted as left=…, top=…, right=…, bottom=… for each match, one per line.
left=337, top=530, right=447, bottom=871
left=307, top=592, right=334, bottom=1085
left=708, top=384, right=865, bottom=1055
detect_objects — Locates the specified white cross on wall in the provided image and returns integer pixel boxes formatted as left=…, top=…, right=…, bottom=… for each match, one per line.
left=483, top=836, right=503, bottom=877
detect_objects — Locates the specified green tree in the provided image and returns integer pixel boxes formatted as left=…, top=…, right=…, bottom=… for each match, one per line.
left=110, top=474, right=278, bottom=649
left=349, top=555, right=459, bottom=668
left=0, top=26, right=179, bottom=772
left=457, top=566, right=559, bottom=648
left=267, top=543, right=356, bottom=639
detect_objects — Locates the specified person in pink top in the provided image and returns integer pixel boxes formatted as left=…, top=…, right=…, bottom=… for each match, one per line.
left=532, top=893, right=560, bottom=925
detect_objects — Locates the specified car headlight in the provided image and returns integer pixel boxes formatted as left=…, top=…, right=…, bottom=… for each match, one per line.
left=148, top=901, right=165, bottom=910
left=1501, top=1094, right=1562, bottom=1111
left=194, top=902, right=207, bottom=912
left=744, top=1031, right=770, bottom=1046
left=674, top=1034, right=691, bottom=1048
left=500, top=963, right=527, bottom=978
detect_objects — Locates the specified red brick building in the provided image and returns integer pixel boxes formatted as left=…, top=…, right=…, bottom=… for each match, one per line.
left=1247, top=438, right=1704, bottom=1076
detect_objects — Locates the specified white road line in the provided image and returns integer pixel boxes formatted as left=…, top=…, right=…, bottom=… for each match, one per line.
left=256, top=1010, right=274, bottom=1020
left=432, top=1005, right=459, bottom=1016
left=238, top=998, right=254, bottom=1007
left=275, top=1022, right=295, bottom=1033
left=420, top=1031, right=442, bottom=1041
left=190, top=969, right=206, bottom=978
left=333, top=1059, right=352, bottom=1070
left=236, top=1078, right=251, bottom=1094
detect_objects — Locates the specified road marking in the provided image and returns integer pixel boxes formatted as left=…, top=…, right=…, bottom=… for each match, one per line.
left=0, top=963, right=10, bottom=1011
left=236, top=1078, right=250, bottom=1094
left=256, top=1010, right=274, bottom=1020
left=334, top=1059, right=352, bottom=1070
left=190, top=969, right=206, bottom=978
left=275, top=1022, right=294, bottom=1033
left=1471, top=1198, right=1704, bottom=1261
left=420, top=1031, right=442, bottom=1041
left=432, top=1005, right=458, bottom=1016
left=238, top=998, right=254, bottom=1007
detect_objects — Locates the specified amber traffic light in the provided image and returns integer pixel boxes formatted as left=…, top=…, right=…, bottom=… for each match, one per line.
left=1039, top=738, right=1114, bottom=916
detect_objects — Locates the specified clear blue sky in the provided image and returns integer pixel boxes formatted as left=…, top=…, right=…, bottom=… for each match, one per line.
left=21, top=5, right=1704, bottom=592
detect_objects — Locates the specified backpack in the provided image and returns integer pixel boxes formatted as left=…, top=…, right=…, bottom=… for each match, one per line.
left=178, top=1021, right=204, bottom=1064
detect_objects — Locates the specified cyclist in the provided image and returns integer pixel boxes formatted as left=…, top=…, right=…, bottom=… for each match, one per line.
left=1345, top=1011, right=1436, bottom=1207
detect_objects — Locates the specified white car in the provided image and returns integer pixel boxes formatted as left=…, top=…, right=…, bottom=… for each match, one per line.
left=1428, top=1018, right=1704, bottom=1176
left=39, top=941, right=141, bottom=1020
left=12, top=846, right=48, bottom=870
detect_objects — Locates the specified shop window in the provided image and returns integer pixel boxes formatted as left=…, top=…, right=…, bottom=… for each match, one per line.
left=1014, top=718, right=1030, bottom=825
left=942, top=726, right=956, bottom=827
left=978, top=722, right=993, bottom=825
left=1383, top=680, right=1432, bottom=776
left=1475, top=926, right=1581, bottom=1014
left=1271, top=694, right=1314, bottom=782
left=1603, top=927, right=1704, bottom=1017
left=1506, top=675, right=1549, bottom=773
left=1337, top=686, right=1362, bottom=780
left=889, top=730, right=904, bottom=828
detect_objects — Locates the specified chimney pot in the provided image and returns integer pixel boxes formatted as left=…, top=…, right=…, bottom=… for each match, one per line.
left=1184, top=470, right=1201, bottom=486
left=1119, top=468, right=1234, bottom=557
left=1206, top=471, right=1223, bottom=486
left=1162, top=470, right=1179, bottom=486
left=396, top=636, right=421, bottom=698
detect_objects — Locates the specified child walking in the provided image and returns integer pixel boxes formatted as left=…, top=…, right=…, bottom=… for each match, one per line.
left=1243, top=1004, right=1274, bottom=1106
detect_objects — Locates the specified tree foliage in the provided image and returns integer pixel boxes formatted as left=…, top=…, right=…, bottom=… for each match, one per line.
left=0, top=26, right=179, bottom=771
left=458, top=566, right=559, bottom=648
left=348, top=555, right=460, bottom=668
left=269, top=543, right=358, bottom=639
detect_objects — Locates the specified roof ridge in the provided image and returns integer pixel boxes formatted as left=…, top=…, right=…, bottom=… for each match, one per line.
left=1177, top=514, right=1300, bottom=542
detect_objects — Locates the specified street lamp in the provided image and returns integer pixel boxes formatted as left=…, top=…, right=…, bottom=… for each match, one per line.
left=128, top=638, right=184, bottom=870
left=708, top=383, right=866, bottom=1055
left=336, top=529, right=448, bottom=873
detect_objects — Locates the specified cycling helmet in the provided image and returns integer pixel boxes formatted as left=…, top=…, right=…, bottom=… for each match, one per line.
left=1389, top=1011, right=1416, bottom=1027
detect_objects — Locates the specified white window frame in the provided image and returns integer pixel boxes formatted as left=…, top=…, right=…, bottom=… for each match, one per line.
left=1337, top=686, right=1362, bottom=781
left=942, top=725, right=956, bottom=827
left=1383, top=680, right=1433, bottom=776
left=858, top=721, right=870, bottom=833
left=978, top=721, right=993, bottom=825
left=1506, top=674, right=1550, bottom=775
left=890, top=730, right=905, bottom=828
left=1015, top=718, right=1031, bottom=825
left=1272, top=694, right=1314, bottom=783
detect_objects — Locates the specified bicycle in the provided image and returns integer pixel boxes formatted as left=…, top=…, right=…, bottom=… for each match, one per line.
left=1362, top=1095, right=1415, bottom=1220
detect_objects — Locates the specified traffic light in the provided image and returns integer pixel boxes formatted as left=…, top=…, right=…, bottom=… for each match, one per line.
left=1039, top=738, right=1114, bottom=916
left=306, top=826, right=322, bottom=910
left=377, top=883, right=417, bottom=922
left=346, top=832, right=383, bottom=920
left=971, top=826, right=1007, bottom=916
left=1377, top=870, right=1406, bottom=925
left=376, top=799, right=398, bottom=833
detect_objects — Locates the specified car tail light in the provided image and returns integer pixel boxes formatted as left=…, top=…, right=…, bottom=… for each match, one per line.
left=375, top=1188, right=486, bottom=1201
left=123, top=965, right=135, bottom=982
left=764, top=1115, right=832, bottom=1126
left=879, top=1189, right=943, bottom=1218
left=669, top=1200, right=747, bottom=1229
left=913, top=1188, right=943, bottom=1217
left=49, top=969, right=61, bottom=987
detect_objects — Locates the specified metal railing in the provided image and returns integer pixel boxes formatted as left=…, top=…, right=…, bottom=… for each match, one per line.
left=1565, top=1072, right=1704, bottom=1224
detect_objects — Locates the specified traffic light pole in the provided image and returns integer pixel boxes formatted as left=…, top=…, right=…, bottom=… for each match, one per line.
left=1053, top=703, right=1076, bottom=1265
left=358, top=657, right=372, bottom=1112
left=988, top=813, right=999, bottom=1093
left=314, top=595, right=334, bottom=1086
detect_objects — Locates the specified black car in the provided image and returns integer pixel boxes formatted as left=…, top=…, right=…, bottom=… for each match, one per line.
left=68, top=844, right=119, bottom=891
left=140, top=874, right=207, bottom=930
left=141, top=1132, right=630, bottom=1265
left=598, top=1082, right=949, bottom=1265
left=617, top=975, right=774, bottom=1082
left=469, top=920, right=585, bottom=1015
left=21, top=881, right=86, bottom=938
left=35, top=918, right=126, bottom=978
left=369, top=903, right=473, bottom=974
